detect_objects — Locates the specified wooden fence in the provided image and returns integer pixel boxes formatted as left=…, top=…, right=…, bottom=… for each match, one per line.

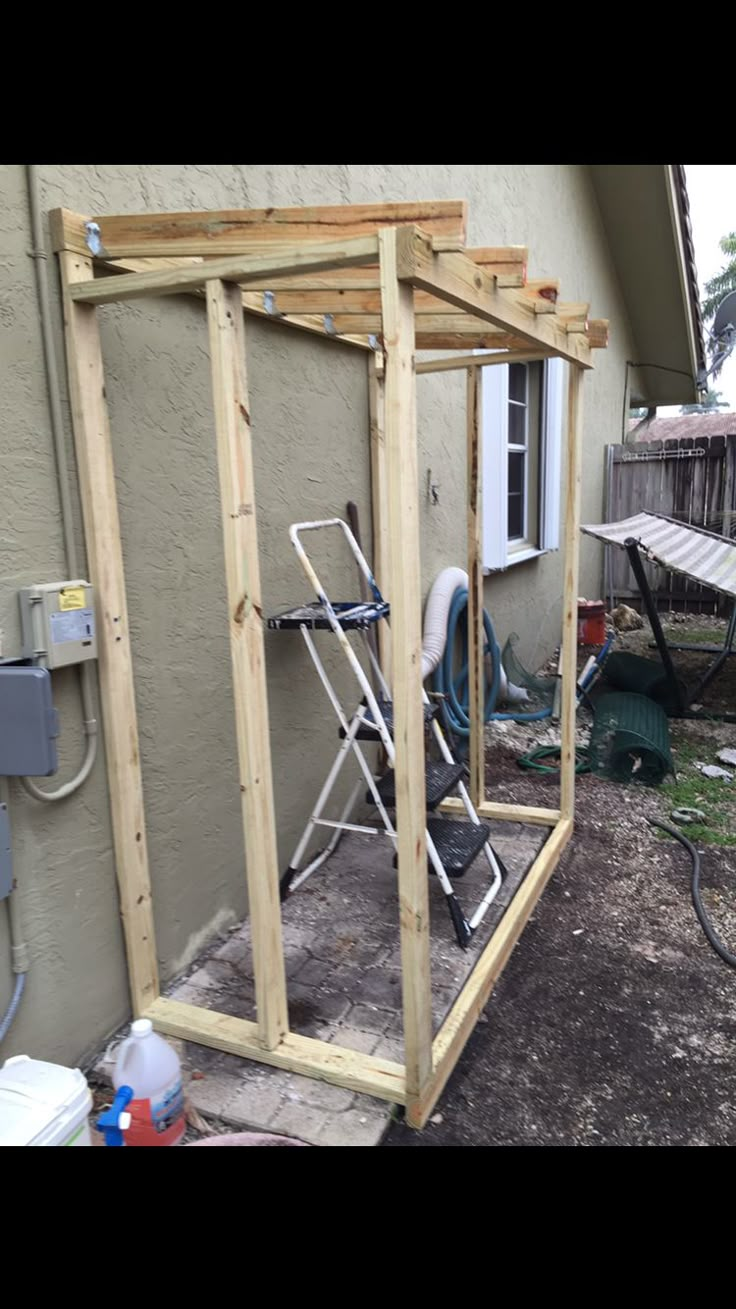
left=606, top=433, right=736, bottom=614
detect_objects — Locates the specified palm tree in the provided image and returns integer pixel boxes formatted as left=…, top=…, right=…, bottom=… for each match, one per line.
left=703, top=233, right=736, bottom=323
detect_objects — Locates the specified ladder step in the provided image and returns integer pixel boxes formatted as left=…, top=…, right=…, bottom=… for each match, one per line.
left=268, top=600, right=390, bottom=631
left=425, top=818, right=491, bottom=878
left=340, top=698, right=438, bottom=741
left=368, top=760, right=465, bottom=811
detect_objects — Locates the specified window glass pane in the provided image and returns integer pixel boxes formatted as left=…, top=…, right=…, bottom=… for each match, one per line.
left=508, top=450, right=524, bottom=494
left=508, top=451, right=524, bottom=539
left=508, top=363, right=527, bottom=405
left=508, top=401, right=526, bottom=446
left=508, top=494, right=524, bottom=539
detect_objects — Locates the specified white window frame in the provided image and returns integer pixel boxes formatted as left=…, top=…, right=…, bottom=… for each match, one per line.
left=481, top=355, right=565, bottom=572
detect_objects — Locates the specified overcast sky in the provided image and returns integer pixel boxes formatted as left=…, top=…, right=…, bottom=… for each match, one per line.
left=658, top=164, right=736, bottom=414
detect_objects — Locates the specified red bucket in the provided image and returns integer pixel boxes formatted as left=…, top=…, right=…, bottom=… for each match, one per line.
left=577, top=600, right=606, bottom=646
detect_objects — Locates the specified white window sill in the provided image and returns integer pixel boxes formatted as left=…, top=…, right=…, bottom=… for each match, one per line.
left=483, top=546, right=549, bottom=574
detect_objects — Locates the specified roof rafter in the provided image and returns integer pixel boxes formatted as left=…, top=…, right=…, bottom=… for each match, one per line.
left=49, top=204, right=608, bottom=360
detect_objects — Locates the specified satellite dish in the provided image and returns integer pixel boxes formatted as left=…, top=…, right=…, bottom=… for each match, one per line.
left=712, top=288, right=736, bottom=340
left=698, top=289, right=736, bottom=387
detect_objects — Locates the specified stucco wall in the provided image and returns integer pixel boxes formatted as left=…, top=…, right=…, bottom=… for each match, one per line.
left=0, top=165, right=636, bottom=1064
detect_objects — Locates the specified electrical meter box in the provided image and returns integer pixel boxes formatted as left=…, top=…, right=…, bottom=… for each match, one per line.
left=18, top=581, right=97, bottom=671
left=0, top=667, right=58, bottom=776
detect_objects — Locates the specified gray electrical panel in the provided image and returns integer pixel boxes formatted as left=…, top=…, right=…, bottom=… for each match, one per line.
left=18, top=580, right=97, bottom=671
left=0, top=805, right=11, bottom=901
left=0, top=667, right=59, bottom=777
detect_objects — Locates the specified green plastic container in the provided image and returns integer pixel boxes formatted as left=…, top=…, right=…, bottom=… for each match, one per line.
left=588, top=692, right=674, bottom=785
left=601, top=651, right=686, bottom=717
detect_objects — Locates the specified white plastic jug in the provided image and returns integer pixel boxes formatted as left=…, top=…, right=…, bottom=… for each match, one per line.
left=113, top=1018, right=185, bottom=1146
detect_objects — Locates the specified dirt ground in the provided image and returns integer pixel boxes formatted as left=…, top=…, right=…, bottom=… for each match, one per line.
left=384, top=614, right=736, bottom=1147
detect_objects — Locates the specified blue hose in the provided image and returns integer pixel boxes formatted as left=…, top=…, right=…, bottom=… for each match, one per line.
left=0, top=973, right=26, bottom=1044
left=432, top=587, right=552, bottom=737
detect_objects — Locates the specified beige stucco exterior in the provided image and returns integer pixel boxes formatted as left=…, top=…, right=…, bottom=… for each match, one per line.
left=0, top=164, right=641, bottom=1063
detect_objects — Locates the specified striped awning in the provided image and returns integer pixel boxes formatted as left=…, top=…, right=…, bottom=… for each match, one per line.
left=581, top=512, right=736, bottom=600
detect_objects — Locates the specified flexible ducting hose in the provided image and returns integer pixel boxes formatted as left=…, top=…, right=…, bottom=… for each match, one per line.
left=649, top=819, right=736, bottom=969
left=430, top=584, right=552, bottom=737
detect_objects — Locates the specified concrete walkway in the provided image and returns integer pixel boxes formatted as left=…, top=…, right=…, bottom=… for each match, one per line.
left=95, top=820, right=543, bottom=1146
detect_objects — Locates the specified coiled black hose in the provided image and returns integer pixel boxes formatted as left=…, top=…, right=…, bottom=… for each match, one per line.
left=649, top=819, right=736, bottom=969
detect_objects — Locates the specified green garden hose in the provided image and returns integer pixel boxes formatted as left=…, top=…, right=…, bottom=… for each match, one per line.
left=517, top=744, right=591, bottom=775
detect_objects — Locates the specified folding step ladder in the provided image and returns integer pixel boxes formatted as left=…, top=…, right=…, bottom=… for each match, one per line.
left=267, top=519, right=507, bottom=948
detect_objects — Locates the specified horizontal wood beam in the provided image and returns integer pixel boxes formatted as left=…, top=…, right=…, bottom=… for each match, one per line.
left=396, top=228, right=594, bottom=368
left=439, top=797, right=560, bottom=825
left=55, top=200, right=468, bottom=259
left=466, top=246, right=528, bottom=286
left=407, top=817, right=573, bottom=1127
left=330, top=313, right=530, bottom=337
left=416, top=349, right=555, bottom=374
left=415, top=332, right=538, bottom=351
left=188, top=250, right=526, bottom=295
left=68, top=236, right=382, bottom=306
left=53, top=212, right=373, bottom=351
left=146, top=998, right=406, bottom=1105
left=253, top=282, right=562, bottom=318
left=588, top=319, right=609, bottom=348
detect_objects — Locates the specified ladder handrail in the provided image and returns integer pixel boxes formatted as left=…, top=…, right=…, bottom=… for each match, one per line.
left=289, top=517, right=394, bottom=764
left=289, top=518, right=384, bottom=604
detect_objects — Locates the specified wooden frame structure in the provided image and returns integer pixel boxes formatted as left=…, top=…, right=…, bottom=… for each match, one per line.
left=51, top=200, right=608, bottom=1128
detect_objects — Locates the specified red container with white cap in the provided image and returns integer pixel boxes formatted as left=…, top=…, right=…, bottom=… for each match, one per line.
left=113, top=1018, right=185, bottom=1146
left=577, top=600, right=606, bottom=646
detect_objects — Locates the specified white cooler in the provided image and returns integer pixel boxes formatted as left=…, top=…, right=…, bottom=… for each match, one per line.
left=0, top=1055, right=93, bottom=1146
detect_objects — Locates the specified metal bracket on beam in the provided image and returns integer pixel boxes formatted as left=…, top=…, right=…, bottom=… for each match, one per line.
left=85, top=221, right=102, bottom=256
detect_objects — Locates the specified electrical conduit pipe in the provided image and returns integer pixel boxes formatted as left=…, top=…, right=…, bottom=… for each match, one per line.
left=0, top=779, right=30, bottom=1043
left=22, top=164, right=98, bottom=803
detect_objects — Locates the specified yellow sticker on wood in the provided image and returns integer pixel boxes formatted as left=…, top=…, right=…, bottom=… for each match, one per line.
left=59, top=587, right=86, bottom=611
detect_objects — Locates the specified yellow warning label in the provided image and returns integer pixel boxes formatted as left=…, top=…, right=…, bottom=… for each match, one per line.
left=59, top=587, right=86, bottom=611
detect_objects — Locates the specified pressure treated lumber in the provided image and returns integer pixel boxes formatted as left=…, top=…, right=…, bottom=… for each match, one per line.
left=62, top=201, right=467, bottom=259
left=587, top=320, right=609, bottom=348
left=58, top=251, right=159, bottom=1015
left=467, top=367, right=484, bottom=806
left=416, top=349, right=554, bottom=374
left=250, top=284, right=561, bottom=317
left=560, top=364, right=585, bottom=821
left=395, top=227, right=593, bottom=368
left=331, top=313, right=532, bottom=338
left=415, top=333, right=558, bottom=352
left=146, top=997, right=406, bottom=1103
left=207, top=279, right=288, bottom=1049
left=51, top=195, right=603, bottom=1131
left=379, top=227, right=433, bottom=1105
left=440, top=797, right=560, bottom=825
left=51, top=210, right=372, bottom=351
left=68, top=236, right=382, bottom=305
left=466, top=246, right=528, bottom=286
left=407, top=817, right=574, bottom=1127
left=368, top=353, right=391, bottom=682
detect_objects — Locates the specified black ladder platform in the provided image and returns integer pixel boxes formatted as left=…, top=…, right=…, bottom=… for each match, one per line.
left=340, top=698, right=438, bottom=740
left=368, top=760, right=465, bottom=811
left=268, top=600, right=390, bottom=631
left=393, top=817, right=491, bottom=878
left=426, top=818, right=491, bottom=878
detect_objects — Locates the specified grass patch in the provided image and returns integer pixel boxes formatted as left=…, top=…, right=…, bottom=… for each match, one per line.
left=666, top=627, right=726, bottom=646
left=658, top=728, right=736, bottom=847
